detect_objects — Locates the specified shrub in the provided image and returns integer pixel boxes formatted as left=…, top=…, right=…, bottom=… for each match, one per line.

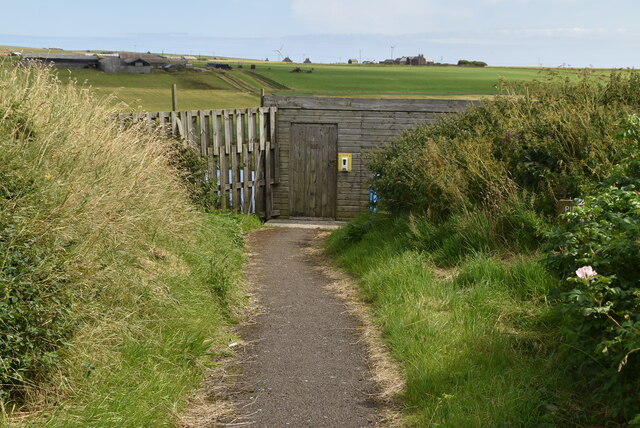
left=167, top=141, right=219, bottom=211
left=544, top=116, right=640, bottom=420
left=368, top=70, right=640, bottom=217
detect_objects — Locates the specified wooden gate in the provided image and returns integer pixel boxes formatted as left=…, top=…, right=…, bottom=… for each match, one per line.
left=290, top=123, right=337, bottom=218
left=117, top=108, right=278, bottom=218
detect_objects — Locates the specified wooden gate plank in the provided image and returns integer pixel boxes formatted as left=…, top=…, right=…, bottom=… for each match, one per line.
left=247, top=109, right=255, bottom=153
left=218, top=134, right=229, bottom=210
left=212, top=112, right=221, bottom=154
left=254, top=142, right=264, bottom=216
left=199, top=110, right=208, bottom=157
left=230, top=138, right=240, bottom=212
left=224, top=110, right=232, bottom=154
left=265, top=140, right=272, bottom=219
left=242, top=143, right=251, bottom=213
left=258, top=108, right=266, bottom=151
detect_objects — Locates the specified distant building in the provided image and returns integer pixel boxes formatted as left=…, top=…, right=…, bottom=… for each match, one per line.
left=21, top=53, right=99, bottom=69
left=206, top=62, right=232, bottom=70
left=119, top=52, right=187, bottom=70
left=282, top=56, right=293, bottom=63
left=408, top=55, right=433, bottom=66
left=379, top=54, right=433, bottom=66
left=182, top=55, right=197, bottom=60
left=21, top=53, right=161, bottom=74
left=100, top=56, right=152, bottom=74
left=303, top=58, right=312, bottom=64
left=348, top=58, right=359, bottom=64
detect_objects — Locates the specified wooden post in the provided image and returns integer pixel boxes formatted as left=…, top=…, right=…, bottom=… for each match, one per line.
left=265, top=140, right=272, bottom=219
left=171, top=84, right=178, bottom=111
left=260, top=88, right=265, bottom=107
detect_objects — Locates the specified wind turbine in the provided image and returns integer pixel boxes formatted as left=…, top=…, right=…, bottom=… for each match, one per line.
left=273, top=44, right=284, bottom=61
left=390, top=45, right=395, bottom=59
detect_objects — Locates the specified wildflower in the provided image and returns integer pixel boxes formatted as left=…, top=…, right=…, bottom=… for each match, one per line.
left=575, top=265, right=597, bottom=279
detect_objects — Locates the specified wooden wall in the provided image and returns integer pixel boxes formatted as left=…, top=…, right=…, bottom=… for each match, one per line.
left=263, top=96, right=476, bottom=220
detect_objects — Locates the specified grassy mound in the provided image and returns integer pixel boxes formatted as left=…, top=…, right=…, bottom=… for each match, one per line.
left=0, top=65, right=258, bottom=425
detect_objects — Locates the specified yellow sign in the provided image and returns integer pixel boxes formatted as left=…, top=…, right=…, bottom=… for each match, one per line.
left=338, top=153, right=352, bottom=172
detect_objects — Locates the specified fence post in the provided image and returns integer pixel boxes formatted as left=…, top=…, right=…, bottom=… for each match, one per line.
left=171, top=84, right=178, bottom=111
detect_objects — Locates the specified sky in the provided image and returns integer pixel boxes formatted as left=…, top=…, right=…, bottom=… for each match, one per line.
left=2, top=0, right=639, bottom=68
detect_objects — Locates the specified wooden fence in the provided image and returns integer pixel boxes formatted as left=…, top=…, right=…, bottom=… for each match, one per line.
left=117, top=108, right=279, bottom=218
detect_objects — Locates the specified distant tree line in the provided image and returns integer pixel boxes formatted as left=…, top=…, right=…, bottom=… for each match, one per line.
left=457, top=59, right=487, bottom=67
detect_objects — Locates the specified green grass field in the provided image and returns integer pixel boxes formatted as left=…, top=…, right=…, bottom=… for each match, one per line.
left=57, top=63, right=558, bottom=111
left=242, top=62, right=554, bottom=96
left=2, top=44, right=604, bottom=112
left=55, top=68, right=260, bottom=111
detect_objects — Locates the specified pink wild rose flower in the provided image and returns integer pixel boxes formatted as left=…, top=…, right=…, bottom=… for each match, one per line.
left=575, top=265, right=597, bottom=279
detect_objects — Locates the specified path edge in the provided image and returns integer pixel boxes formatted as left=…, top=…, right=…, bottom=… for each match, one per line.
left=308, top=231, right=406, bottom=427
left=177, top=229, right=266, bottom=427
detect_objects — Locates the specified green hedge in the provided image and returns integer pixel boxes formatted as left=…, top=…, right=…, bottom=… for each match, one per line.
left=368, top=70, right=640, bottom=218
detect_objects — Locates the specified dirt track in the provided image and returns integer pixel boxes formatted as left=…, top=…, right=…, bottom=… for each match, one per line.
left=231, top=227, right=379, bottom=427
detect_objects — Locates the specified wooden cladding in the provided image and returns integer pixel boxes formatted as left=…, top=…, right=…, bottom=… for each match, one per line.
left=117, top=108, right=278, bottom=218
left=263, top=96, right=476, bottom=220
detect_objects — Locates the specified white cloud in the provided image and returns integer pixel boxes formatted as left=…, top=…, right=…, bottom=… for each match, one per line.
left=290, top=0, right=471, bottom=35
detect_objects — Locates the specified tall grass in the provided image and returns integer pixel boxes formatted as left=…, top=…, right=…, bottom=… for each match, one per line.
left=328, top=213, right=588, bottom=426
left=0, top=64, right=258, bottom=425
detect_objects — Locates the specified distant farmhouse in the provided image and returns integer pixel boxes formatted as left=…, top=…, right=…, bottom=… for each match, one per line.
left=21, top=52, right=189, bottom=74
left=348, top=58, right=358, bottom=64
left=119, top=53, right=188, bottom=70
left=100, top=56, right=152, bottom=74
left=380, top=54, right=434, bottom=66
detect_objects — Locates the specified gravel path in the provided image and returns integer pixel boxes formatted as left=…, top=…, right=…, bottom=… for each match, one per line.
left=231, top=227, right=379, bottom=427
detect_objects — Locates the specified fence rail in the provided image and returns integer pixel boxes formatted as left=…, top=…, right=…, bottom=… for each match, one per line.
left=117, top=107, right=278, bottom=218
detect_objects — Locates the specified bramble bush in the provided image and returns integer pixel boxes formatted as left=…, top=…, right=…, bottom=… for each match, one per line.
left=544, top=115, right=640, bottom=420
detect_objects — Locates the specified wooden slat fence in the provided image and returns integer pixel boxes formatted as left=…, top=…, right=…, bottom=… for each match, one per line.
left=117, top=108, right=278, bottom=218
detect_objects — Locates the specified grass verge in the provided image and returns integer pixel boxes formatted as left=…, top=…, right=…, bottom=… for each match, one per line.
left=326, top=213, right=586, bottom=426
left=0, top=64, right=262, bottom=426
left=13, top=213, right=260, bottom=427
